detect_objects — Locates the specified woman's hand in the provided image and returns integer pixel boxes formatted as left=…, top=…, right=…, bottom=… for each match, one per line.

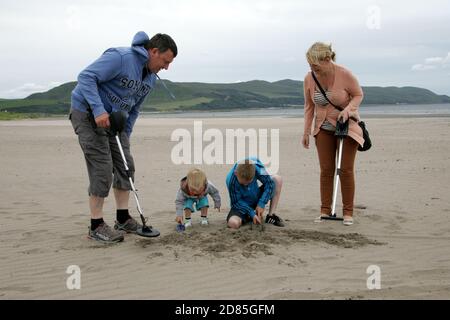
left=339, top=108, right=360, bottom=122
left=338, top=109, right=350, bottom=123
left=348, top=110, right=360, bottom=122
left=302, top=134, right=310, bottom=149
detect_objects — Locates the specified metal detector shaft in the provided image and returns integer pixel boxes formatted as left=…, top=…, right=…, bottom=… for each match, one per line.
left=331, top=138, right=344, bottom=217
left=115, top=134, right=147, bottom=226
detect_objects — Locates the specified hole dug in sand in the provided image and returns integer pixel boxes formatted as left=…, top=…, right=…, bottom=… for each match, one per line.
left=136, top=225, right=383, bottom=259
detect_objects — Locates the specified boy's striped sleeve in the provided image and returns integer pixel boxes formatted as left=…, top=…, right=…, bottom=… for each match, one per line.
left=227, top=174, right=255, bottom=218
left=256, top=166, right=275, bottom=209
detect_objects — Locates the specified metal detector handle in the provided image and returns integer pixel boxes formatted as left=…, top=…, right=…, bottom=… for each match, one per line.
left=335, top=119, right=349, bottom=138
left=331, top=138, right=344, bottom=217
left=115, top=134, right=130, bottom=173
left=115, top=134, right=145, bottom=223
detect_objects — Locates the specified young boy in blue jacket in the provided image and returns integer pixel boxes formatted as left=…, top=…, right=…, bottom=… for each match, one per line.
left=70, top=31, right=177, bottom=243
left=226, top=157, right=284, bottom=229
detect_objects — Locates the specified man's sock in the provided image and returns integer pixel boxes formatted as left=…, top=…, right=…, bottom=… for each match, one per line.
left=117, top=209, right=131, bottom=224
left=91, top=218, right=104, bottom=231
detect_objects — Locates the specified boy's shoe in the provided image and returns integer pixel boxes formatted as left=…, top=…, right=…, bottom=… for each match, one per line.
left=265, top=213, right=285, bottom=227
left=114, top=216, right=141, bottom=234
left=88, top=222, right=124, bottom=243
left=200, top=217, right=209, bottom=226
left=176, top=223, right=186, bottom=232
left=184, top=219, right=192, bottom=228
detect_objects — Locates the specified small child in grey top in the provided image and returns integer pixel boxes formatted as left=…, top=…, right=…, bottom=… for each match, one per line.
left=175, top=168, right=221, bottom=228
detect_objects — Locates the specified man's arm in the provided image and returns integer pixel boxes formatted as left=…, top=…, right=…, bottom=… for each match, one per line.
left=77, top=49, right=122, bottom=118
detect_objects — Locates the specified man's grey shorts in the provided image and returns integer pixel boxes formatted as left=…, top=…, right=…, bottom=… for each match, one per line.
left=69, top=108, right=135, bottom=197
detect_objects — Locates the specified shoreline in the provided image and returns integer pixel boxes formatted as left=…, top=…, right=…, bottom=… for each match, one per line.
left=2, top=103, right=450, bottom=122
left=1, top=113, right=450, bottom=125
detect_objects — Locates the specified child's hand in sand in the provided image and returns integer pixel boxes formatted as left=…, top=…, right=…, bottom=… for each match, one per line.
left=175, top=216, right=183, bottom=224
left=256, top=206, right=265, bottom=219
left=253, top=214, right=262, bottom=225
left=215, top=206, right=221, bottom=212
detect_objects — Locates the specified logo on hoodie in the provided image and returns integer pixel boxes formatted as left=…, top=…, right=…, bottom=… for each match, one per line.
left=104, top=77, right=152, bottom=111
left=120, top=77, right=151, bottom=97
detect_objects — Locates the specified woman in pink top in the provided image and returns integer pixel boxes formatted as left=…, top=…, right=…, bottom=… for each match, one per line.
left=301, top=42, right=364, bottom=226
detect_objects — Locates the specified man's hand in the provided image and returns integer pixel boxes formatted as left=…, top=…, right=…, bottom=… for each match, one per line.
left=95, top=112, right=110, bottom=128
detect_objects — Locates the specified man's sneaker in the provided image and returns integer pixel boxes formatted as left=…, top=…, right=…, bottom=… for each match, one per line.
left=184, top=219, right=192, bottom=228
left=88, top=222, right=124, bottom=243
left=265, top=213, right=285, bottom=227
left=200, top=217, right=209, bottom=226
left=114, top=217, right=141, bottom=234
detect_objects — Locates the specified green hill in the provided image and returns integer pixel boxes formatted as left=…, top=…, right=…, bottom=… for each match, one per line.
left=1, top=79, right=449, bottom=115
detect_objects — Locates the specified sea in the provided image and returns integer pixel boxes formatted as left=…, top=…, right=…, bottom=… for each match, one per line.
left=140, top=104, right=450, bottom=118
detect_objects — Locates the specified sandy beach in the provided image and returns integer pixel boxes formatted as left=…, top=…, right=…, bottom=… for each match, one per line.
left=0, top=116, right=449, bottom=299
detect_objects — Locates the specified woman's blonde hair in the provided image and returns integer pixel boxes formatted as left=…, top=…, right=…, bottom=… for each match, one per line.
left=235, top=159, right=256, bottom=182
left=186, top=168, right=207, bottom=192
left=306, top=42, right=336, bottom=65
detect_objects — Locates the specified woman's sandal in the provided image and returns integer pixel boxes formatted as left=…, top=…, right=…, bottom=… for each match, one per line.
left=314, top=214, right=331, bottom=223
left=343, top=216, right=354, bottom=226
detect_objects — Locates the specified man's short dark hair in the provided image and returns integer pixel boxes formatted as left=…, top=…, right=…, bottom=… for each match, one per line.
left=144, top=33, right=178, bottom=57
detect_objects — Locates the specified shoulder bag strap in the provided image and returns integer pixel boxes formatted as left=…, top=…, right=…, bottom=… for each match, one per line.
left=311, top=71, right=358, bottom=122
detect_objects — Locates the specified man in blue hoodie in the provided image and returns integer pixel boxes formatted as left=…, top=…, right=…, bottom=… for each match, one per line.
left=70, top=31, right=177, bottom=243
left=226, top=157, right=285, bottom=229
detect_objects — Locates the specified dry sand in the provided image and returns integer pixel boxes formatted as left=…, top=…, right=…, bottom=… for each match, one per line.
left=0, top=116, right=449, bottom=299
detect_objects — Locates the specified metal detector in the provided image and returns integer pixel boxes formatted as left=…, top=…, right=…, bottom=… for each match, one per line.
left=109, top=111, right=160, bottom=237
left=321, top=119, right=349, bottom=222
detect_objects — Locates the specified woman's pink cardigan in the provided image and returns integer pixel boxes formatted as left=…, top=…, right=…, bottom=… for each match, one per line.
left=303, top=64, right=364, bottom=147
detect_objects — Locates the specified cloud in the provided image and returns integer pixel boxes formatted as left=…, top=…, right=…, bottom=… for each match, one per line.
left=0, top=82, right=62, bottom=99
left=411, top=64, right=437, bottom=71
left=0, top=0, right=450, bottom=95
left=412, top=52, right=450, bottom=71
left=444, top=53, right=450, bottom=66
left=425, top=57, right=443, bottom=64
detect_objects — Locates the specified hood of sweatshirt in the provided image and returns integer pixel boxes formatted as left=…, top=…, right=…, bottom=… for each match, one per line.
left=131, top=31, right=150, bottom=65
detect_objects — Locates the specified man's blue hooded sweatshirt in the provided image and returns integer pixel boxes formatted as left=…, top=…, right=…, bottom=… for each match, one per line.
left=71, top=31, right=156, bottom=136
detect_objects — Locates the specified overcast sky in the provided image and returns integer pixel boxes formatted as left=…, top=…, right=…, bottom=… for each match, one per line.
left=0, top=0, right=449, bottom=98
